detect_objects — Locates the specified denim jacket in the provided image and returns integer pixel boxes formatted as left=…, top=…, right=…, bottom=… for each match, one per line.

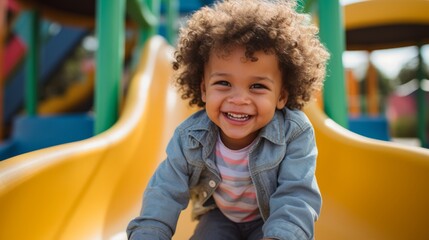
left=127, top=108, right=321, bottom=240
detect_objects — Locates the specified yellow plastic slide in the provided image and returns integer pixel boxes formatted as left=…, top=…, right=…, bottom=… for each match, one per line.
left=1, top=36, right=429, bottom=240
left=0, top=36, right=195, bottom=240
left=308, top=104, right=429, bottom=240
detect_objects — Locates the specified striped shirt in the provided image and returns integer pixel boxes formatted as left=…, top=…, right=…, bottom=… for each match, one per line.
left=213, top=137, right=261, bottom=223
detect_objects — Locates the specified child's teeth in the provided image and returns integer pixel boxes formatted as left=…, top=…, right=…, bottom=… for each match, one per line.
left=227, top=113, right=249, bottom=120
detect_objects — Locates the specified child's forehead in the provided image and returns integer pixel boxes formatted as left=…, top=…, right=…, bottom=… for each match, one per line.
left=210, top=45, right=239, bottom=57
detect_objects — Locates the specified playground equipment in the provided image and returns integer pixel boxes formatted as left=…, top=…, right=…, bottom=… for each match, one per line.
left=0, top=0, right=168, bottom=158
left=1, top=36, right=429, bottom=240
left=0, top=20, right=92, bottom=159
left=343, top=0, right=429, bottom=146
left=3, top=25, right=89, bottom=122
left=37, top=68, right=94, bottom=115
left=1, top=0, right=429, bottom=239
left=0, top=2, right=205, bottom=158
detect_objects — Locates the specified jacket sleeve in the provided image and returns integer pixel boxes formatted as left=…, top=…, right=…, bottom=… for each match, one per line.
left=262, top=125, right=322, bottom=240
left=127, top=129, right=191, bottom=240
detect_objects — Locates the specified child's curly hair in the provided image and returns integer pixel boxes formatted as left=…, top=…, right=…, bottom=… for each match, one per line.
left=173, top=0, right=329, bottom=110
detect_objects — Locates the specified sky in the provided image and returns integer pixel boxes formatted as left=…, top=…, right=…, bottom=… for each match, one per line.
left=343, top=46, right=429, bottom=80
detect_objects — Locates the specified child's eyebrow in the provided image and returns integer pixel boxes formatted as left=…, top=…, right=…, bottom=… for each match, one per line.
left=209, top=72, right=229, bottom=78
left=252, top=76, right=274, bottom=83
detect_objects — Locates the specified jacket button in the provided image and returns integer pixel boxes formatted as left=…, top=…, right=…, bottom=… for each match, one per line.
left=209, top=180, right=216, bottom=188
left=202, top=191, right=208, bottom=198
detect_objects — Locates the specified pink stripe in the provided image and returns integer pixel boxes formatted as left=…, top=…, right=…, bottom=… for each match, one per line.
left=220, top=172, right=248, bottom=181
left=218, top=185, right=257, bottom=199
left=215, top=200, right=257, bottom=213
left=216, top=150, right=248, bottom=166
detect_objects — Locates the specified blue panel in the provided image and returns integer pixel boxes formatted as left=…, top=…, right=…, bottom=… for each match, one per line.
left=0, top=114, right=94, bottom=160
left=348, top=116, right=390, bottom=141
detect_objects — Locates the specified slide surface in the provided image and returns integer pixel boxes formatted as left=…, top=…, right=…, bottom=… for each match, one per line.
left=0, top=36, right=429, bottom=240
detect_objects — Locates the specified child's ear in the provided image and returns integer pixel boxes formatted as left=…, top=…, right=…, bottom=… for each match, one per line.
left=277, top=91, right=288, bottom=109
left=200, top=80, right=207, bottom=103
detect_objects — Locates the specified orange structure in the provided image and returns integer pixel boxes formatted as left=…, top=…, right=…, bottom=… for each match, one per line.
left=346, top=68, right=360, bottom=117
left=365, top=58, right=379, bottom=116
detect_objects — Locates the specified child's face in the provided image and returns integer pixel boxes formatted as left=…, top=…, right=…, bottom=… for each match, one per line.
left=201, top=47, right=288, bottom=150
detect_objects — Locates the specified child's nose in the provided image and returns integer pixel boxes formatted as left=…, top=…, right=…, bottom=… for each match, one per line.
left=227, top=88, right=251, bottom=105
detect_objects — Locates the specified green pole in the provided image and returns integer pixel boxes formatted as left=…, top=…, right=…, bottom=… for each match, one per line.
left=296, top=0, right=316, bottom=13
left=126, top=0, right=158, bottom=29
left=140, top=0, right=160, bottom=44
left=417, top=45, right=428, bottom=148
left=94, top=0, right=125, bottom=134
left=318, top=0, right=348, bottom=128
left=126, top=0, right=159, bottom=69
left=165, top=0, right=179, bottom=45
left=25, top=11, right=40, bottom=116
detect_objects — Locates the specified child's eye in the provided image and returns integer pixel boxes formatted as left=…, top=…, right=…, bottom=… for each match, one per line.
left=250, top=83, right=268, bottom=90
left=213, top=80, right=231, bottom=87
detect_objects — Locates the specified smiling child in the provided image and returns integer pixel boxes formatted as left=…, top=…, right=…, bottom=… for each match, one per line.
left=127, top=0, right=329, bottom=239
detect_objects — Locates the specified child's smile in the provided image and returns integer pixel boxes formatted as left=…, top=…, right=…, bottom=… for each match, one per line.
left=201, top=47, right=288, bottom=150
left=224, top=112, right=251, bottom=122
